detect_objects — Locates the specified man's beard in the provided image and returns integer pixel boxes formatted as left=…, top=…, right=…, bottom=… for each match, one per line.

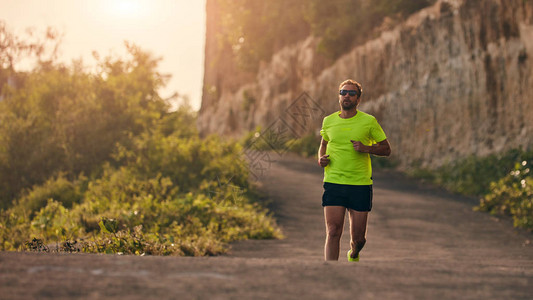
left=341, top=100, right=356, bottom=110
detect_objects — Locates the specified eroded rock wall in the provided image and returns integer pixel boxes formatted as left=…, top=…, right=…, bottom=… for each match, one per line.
left=199, top=0, right=533, bottom=168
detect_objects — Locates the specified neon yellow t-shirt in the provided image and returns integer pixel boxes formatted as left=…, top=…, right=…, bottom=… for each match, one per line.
left=320, top=110, right=387, bottom=185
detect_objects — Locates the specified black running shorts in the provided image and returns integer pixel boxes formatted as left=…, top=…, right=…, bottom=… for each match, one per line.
left=322, top=182, right=373, bottom=212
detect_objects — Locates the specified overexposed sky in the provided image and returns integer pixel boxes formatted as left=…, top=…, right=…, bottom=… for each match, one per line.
left=0, top=0, right=206, bottom=110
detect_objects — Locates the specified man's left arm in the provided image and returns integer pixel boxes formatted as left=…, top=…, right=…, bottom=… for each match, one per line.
left=351, top=139, right=391, bottom=157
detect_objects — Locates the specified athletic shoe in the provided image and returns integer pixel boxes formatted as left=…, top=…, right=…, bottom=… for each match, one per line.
left=347, top=249, right=359, bottom=262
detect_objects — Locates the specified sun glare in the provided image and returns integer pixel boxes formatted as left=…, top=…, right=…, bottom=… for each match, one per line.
left=108, top=0, right=144, bottom=18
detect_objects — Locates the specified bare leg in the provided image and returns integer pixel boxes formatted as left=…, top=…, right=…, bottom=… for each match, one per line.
left=348, top=209, right=368, bottom=259
left=324, top=206, right=346, bottom=261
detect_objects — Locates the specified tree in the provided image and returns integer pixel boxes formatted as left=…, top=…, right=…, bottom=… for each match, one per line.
left=0, top=23, right=171, bottom=209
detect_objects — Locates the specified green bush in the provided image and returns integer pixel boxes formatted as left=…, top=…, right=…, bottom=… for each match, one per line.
left=409, top=148, right=533, bottom=231
left=477, top=161, right=532, bottom=230
left=30, top=199, right=82, bottom=242
left=285, top=134, right=321, bottom=158
left=242, top=130, right=321, bottom=158
left=16, top=174, right=84, bottom=218
left=0, top=30, right=283, bottom=255
left=240, top=127, right=288, bottom=152
left=410, top=148, right=533, bottom=197
left=0, top=42, right=169, bottom=210
left=2, top=145, right=282, bottom=255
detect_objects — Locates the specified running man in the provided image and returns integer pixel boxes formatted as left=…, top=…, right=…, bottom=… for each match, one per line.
left=318, top=79, right=391, bottom=261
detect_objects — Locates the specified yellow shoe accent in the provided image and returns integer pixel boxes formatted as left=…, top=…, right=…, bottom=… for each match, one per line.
left=347, top=249, right=359, bottom=262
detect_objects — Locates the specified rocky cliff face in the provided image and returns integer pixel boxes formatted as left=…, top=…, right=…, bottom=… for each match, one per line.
left=199, top=0, right=533, bottom=168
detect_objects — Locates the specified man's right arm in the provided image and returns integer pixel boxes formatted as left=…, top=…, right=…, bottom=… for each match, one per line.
left=318, top=138, right=330, bottom=167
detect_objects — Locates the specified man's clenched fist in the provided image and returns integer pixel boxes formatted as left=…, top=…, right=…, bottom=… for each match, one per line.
left=318, top=154, right=330, bottom=167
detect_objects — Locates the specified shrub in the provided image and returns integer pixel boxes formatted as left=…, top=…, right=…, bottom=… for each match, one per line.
left=409, top=148, right=533, bottom=231
left=16, top=174, right=84, bottom=218
left=0, top=30, right=283, bottom=255
left=477, top=160, right=532, bottom=230
left=410, top=148, right=533, bottom=196
left=1, top=114, right=283, bottom=255
left=285, top=134, right=321, bottom=158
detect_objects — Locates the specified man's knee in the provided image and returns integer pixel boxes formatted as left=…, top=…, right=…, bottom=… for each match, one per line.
left=326, top=223, right=343, bottom=239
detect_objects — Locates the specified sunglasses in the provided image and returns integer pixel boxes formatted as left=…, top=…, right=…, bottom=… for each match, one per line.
left=339, top=89, right=359, bottom=97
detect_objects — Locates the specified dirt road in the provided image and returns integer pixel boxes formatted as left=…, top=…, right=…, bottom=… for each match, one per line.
left=1, top=153, right=532, bottom=299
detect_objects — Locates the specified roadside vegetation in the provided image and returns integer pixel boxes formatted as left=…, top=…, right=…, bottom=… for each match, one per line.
left=0, top=23, right=282, bottom=255
left=409, top=149, right=533, bottom=231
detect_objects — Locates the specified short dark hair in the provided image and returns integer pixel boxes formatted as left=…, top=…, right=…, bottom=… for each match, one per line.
left=339, top=79, right=362, bottom=98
